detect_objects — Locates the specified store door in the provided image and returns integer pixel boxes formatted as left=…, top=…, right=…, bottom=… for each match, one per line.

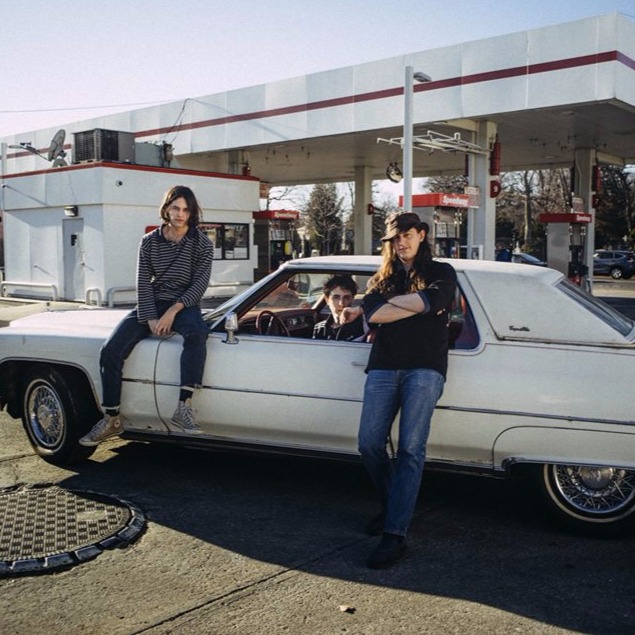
left=62, top=218, right=85, bottom=301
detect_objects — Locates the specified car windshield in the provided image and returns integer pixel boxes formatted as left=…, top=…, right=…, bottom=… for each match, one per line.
left=203, top=268, right=282, bottom=321
left=558, top=280, right=634, bottom=338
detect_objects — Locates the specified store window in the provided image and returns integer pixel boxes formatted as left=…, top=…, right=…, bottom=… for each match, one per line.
left=200, top=223, right=249, bottom=260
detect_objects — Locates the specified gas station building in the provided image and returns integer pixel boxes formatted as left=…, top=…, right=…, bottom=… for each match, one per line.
left=1, top=12, right=634, bottom=302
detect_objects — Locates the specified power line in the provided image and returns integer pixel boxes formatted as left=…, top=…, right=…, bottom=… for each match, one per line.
left=0, top=100, right=171, bottom=114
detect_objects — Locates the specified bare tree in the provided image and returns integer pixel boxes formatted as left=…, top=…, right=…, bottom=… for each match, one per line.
left=496, top=169, right=572, bottom=253
left=425, top=174, right=468, bottom=194
left=370, top=194, right=399, bottom=245
left=596, top=167, right=635, bottom=248
left=263, top=185, right=306, bottom=210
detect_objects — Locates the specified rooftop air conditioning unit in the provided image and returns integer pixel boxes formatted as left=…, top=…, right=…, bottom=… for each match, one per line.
left=73, top=129, right=135, bottom=163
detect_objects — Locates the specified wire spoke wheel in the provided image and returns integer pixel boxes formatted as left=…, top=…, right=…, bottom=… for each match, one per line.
left=25, top=380, right=65, bottom=449
left=541, top=463, right=635, bottom=536
left=21, top=367, right=97, bottom=464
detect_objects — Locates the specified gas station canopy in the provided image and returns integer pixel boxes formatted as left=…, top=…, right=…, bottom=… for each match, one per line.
left=142, top=13, right=635, bottom=185
left=2, top=13, right=634, bottom=187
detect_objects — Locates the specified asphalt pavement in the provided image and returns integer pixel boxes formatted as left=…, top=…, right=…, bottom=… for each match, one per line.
left=1, top=416, right=635, bottom=635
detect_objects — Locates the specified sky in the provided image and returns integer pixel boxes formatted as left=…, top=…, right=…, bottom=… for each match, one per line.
left=1, top=0, right=634, bottom=139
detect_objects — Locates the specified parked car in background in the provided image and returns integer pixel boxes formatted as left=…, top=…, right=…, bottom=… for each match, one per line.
left=593, top=250, right=635, bottom=280
left=511, top=252, right=547, bottom=266
left=0, top=256, right=634, bottom=537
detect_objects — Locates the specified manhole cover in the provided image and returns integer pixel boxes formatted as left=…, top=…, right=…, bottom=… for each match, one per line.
left=0, top=483, right=146, bottom=576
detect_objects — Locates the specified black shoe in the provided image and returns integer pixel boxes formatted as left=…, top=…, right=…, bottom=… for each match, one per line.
left=366, top=533, right=407, bottom=569
left=365, top=511, right=386, bottom=536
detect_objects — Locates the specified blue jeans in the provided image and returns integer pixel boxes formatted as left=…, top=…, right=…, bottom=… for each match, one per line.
left=100, top=302, right=208, bottom=410
left=358, top=368, right=445, bottom=537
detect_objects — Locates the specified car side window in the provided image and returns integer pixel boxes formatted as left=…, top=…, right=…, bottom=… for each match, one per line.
left=448, top=286, right=479, bottom=350
left=235, top=272, right=372, bottom=339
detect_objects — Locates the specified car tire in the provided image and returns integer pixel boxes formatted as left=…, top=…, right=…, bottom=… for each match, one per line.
left=21, top=366, right=98, bottom=464
left=610, top=267, right=623, bottom=280
left=537, top=463, right=635, bottom=537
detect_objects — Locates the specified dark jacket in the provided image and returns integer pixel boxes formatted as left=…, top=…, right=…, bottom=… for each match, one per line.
left=362, top=260, right=457, bottom=378
left=313, top=314, right=365, bottom=341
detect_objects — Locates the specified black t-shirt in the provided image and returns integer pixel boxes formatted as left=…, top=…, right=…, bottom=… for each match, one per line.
left=362, top=260, right=457, bottom=378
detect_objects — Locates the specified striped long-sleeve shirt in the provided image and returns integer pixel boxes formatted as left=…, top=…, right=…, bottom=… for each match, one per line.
left=136, top=226, right=214, bottom=322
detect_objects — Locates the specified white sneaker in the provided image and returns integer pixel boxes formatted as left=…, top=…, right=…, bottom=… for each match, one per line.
left=79, top=414, right=123, bottom=446
left=171, top=399, right=202, bottom=434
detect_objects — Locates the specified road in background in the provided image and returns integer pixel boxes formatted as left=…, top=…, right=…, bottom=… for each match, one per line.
left=593, top=277, right=635, bottom=319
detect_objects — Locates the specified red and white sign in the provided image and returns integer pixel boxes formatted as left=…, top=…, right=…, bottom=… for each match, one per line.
left=253, top=209, right=300, bottom=220
left=401, top=193, right=472, bottom=209
left=538, top=213, right=592, bottom=224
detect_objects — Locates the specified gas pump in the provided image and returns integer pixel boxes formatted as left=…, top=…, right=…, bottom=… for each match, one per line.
left=399, top=192, right=471, bottom=258
left=568, top=222, right=588, bottom=286
left=538, top=206, right=592, bottom=287
left=253, top=209, right=299, bottom=279
left=432, top=206, right=463, bottom=258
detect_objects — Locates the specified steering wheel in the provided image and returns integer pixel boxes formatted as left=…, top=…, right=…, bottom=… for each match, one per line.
left=255, top=310, right=290, bottom=336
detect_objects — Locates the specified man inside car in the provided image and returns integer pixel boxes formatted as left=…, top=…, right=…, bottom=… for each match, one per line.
left=313, top=274, right=366, bottom=341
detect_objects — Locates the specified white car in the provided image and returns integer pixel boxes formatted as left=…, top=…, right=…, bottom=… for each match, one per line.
left=0, top=256, right=634, bottom=536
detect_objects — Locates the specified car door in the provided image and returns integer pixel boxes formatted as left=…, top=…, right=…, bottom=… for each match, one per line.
left=151, top=330, right=370, bottom=454
left=150, top=269, right=373, bottom=455
left=119, top=337, right=173, bottom=431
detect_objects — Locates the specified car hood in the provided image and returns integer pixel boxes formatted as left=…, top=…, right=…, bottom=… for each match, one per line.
left=1, top=308, right=129, bottom=338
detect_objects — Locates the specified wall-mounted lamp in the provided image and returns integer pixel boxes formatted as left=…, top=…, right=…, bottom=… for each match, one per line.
left=64, top=205, right=78, bottom=217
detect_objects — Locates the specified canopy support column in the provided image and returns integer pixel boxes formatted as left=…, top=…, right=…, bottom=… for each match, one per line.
left=467, top=120, right=497, bottom=260
left=353, top=166, right=373, bottom=255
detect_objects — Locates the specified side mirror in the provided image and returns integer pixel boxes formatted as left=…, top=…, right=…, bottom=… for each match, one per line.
left=223, top=311, right=239, bottom=345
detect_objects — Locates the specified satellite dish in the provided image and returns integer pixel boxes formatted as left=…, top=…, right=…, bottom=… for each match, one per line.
left=48, top=129, right=68, bottom=166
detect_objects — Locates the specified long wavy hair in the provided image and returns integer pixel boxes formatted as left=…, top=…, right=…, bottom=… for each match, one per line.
left=159, top=185, right=203, bottom=228
left=368, top=231, right=434, bottom=297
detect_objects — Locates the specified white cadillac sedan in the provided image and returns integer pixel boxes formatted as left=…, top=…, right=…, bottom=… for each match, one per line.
left=0, top=256, right=634, bottom=537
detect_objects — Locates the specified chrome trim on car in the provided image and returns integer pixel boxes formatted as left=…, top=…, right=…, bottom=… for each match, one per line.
left=439, top=404, right=635, bottom=427
left=122, top=380, right=635, bottom=427
left=121, top=430, right=505, bottom=477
